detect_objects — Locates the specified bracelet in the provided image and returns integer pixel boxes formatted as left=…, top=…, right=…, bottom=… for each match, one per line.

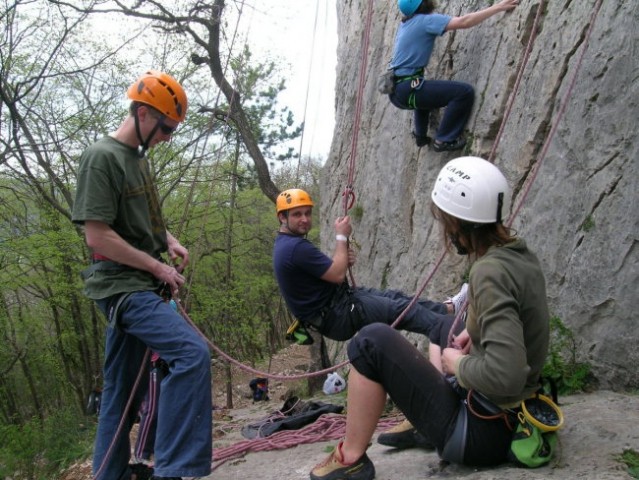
left=335, top=234, right=348, bottom=242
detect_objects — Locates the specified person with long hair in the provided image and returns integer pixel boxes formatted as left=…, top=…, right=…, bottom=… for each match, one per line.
left=388, top=0, right=519, bottom=151
left=309, top=156, right=550, bottom=480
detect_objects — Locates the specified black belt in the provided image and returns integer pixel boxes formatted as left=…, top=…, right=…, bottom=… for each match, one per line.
left=395, top=68, right=424, bottom=83
left=303, top=282, right=352, bottom=331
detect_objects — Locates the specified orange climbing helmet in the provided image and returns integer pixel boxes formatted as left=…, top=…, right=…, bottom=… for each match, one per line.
left=276, top=189, right=314, bottom=214
left=127, top=70, right=188, bottom=123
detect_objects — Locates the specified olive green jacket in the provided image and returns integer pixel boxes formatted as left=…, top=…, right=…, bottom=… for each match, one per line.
left=456, top=239, right=550, bottom=407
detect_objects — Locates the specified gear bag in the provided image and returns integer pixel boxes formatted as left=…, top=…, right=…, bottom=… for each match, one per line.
left=377, top=69, right=396, bottom=94
left=508, top=393, right=563, bottom=467
left=241, top=396, right=344, bottom=439
left=249, top=377, right=269, bottom=402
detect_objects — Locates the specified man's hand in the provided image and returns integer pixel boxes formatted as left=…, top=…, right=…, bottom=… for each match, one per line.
left=167, top=231, right=189, bottom=273
left=347, top=247, right=357, bottom=267
left=155, top=262, right=186, bottom=298
left=334, top=216, right=353, bottom=237
left=498, top=0, right=519, bottom=12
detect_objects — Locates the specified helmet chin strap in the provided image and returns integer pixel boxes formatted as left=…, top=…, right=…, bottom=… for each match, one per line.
left=133, top=108, right=161, bottom=157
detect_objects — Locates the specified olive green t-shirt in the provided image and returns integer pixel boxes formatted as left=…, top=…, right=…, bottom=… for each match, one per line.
left=72, top=136, right=167, bottom=299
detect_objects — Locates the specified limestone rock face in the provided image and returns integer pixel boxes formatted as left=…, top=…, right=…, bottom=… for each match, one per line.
left=322, top=0, right=638, bottom=389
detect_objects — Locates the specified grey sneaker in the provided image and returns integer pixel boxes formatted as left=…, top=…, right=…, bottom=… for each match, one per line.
left=446, top=283, right=469, bottom=315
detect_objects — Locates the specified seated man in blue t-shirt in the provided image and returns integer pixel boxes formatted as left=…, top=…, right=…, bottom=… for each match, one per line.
left=273, top=189, right=466, bottom=341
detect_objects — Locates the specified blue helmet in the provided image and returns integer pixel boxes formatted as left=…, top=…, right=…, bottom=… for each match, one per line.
left=398, top=0, right=422, bottom=16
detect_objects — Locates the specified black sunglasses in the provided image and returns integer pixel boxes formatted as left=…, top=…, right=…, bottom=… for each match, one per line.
left=159, top=123, right=177, bottom=135
left=147, top=109, right=178, bottom=135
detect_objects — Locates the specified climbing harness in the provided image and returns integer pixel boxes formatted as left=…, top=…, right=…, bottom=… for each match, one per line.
left=285, top=319, right=314, bottom=345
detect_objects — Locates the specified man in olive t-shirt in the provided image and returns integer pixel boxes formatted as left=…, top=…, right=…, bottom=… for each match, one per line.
left=72, top=71, right=211, bottom=480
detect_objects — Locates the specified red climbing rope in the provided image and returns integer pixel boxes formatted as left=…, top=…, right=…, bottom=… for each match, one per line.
left=508, top=0, right=604, bottom=225
left=93, top=349, right=151, bottom=480
left=446, top=0, right=603, bottom=347
left=342, top=0, right=374, bottom=216
left=176, top=300, right=352, bottom=379
left=211, top=414, right=402, bottom=471
left=444, top=0, right=546, bottom=347
left=487, top=1, right=544, bottom=163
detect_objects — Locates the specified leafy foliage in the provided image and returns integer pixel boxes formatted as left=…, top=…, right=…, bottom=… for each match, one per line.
left=0, top=0, right=327, bottom=473
left=0, top=408, right=95, bottom=479
left=542, top=316, right=594, bottom=394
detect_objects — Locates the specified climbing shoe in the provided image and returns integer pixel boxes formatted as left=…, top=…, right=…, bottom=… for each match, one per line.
left=310, top=440, right=375, bottom=480
left=377, top=419, right=435, bottom=450
left=412, top=131, right=432, bottom=147
left=130, top=463, right=153, bottom=480
left=446, top=283, right=469, bottom=315
left=432, top=137, right=466, bottom=152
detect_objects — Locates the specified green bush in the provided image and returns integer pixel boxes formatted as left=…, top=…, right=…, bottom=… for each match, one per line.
left=618, top=448, right=639, bottom=479
left=0, top=408, right=95, bottom=479
left=542, top=316, right=594, bottom=394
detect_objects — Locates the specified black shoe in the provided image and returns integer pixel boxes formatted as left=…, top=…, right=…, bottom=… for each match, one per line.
left=412, top=131, right=432, bottom=147
left=377, top=419, right=435, bottom=450
left=432, top=137, right=466, bottom=152
left=150, top=477, right=182, bottom=480
left=130, top=463, right=153, bottom=480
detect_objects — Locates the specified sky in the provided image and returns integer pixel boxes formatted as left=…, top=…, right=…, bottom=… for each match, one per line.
left=85, top=0, right=338, bottom=161
left=236, top=1, right=338, bottom=160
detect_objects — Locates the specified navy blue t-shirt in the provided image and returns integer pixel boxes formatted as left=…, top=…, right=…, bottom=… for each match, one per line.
left=273, top=233, right=337, bottom=321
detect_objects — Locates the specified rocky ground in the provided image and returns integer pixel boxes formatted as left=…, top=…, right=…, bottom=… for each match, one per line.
left=61, top=344, right=639, bottom=479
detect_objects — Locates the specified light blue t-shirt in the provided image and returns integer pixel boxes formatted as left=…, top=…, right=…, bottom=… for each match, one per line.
left=390, top=13, right=451, bottom=76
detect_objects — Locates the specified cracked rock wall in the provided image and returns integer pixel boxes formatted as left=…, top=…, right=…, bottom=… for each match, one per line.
left=321, top=0, right=638, bottom=389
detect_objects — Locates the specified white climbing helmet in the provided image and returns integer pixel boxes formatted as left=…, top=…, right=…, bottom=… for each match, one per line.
left=431, top=157, right=511, bottom=224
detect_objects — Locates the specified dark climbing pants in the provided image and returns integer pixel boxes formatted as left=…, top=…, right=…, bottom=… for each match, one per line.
left=318, top=286, right=450, bottom=341
left=390, top=78, right=475, bottom=143
left=348, top=323, right=513, bottom=466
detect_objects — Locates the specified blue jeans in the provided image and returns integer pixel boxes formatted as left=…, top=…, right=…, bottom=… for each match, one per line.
left=390, top=78, right=475, bottom=142
left=93, top=291, right=212, bottom=479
